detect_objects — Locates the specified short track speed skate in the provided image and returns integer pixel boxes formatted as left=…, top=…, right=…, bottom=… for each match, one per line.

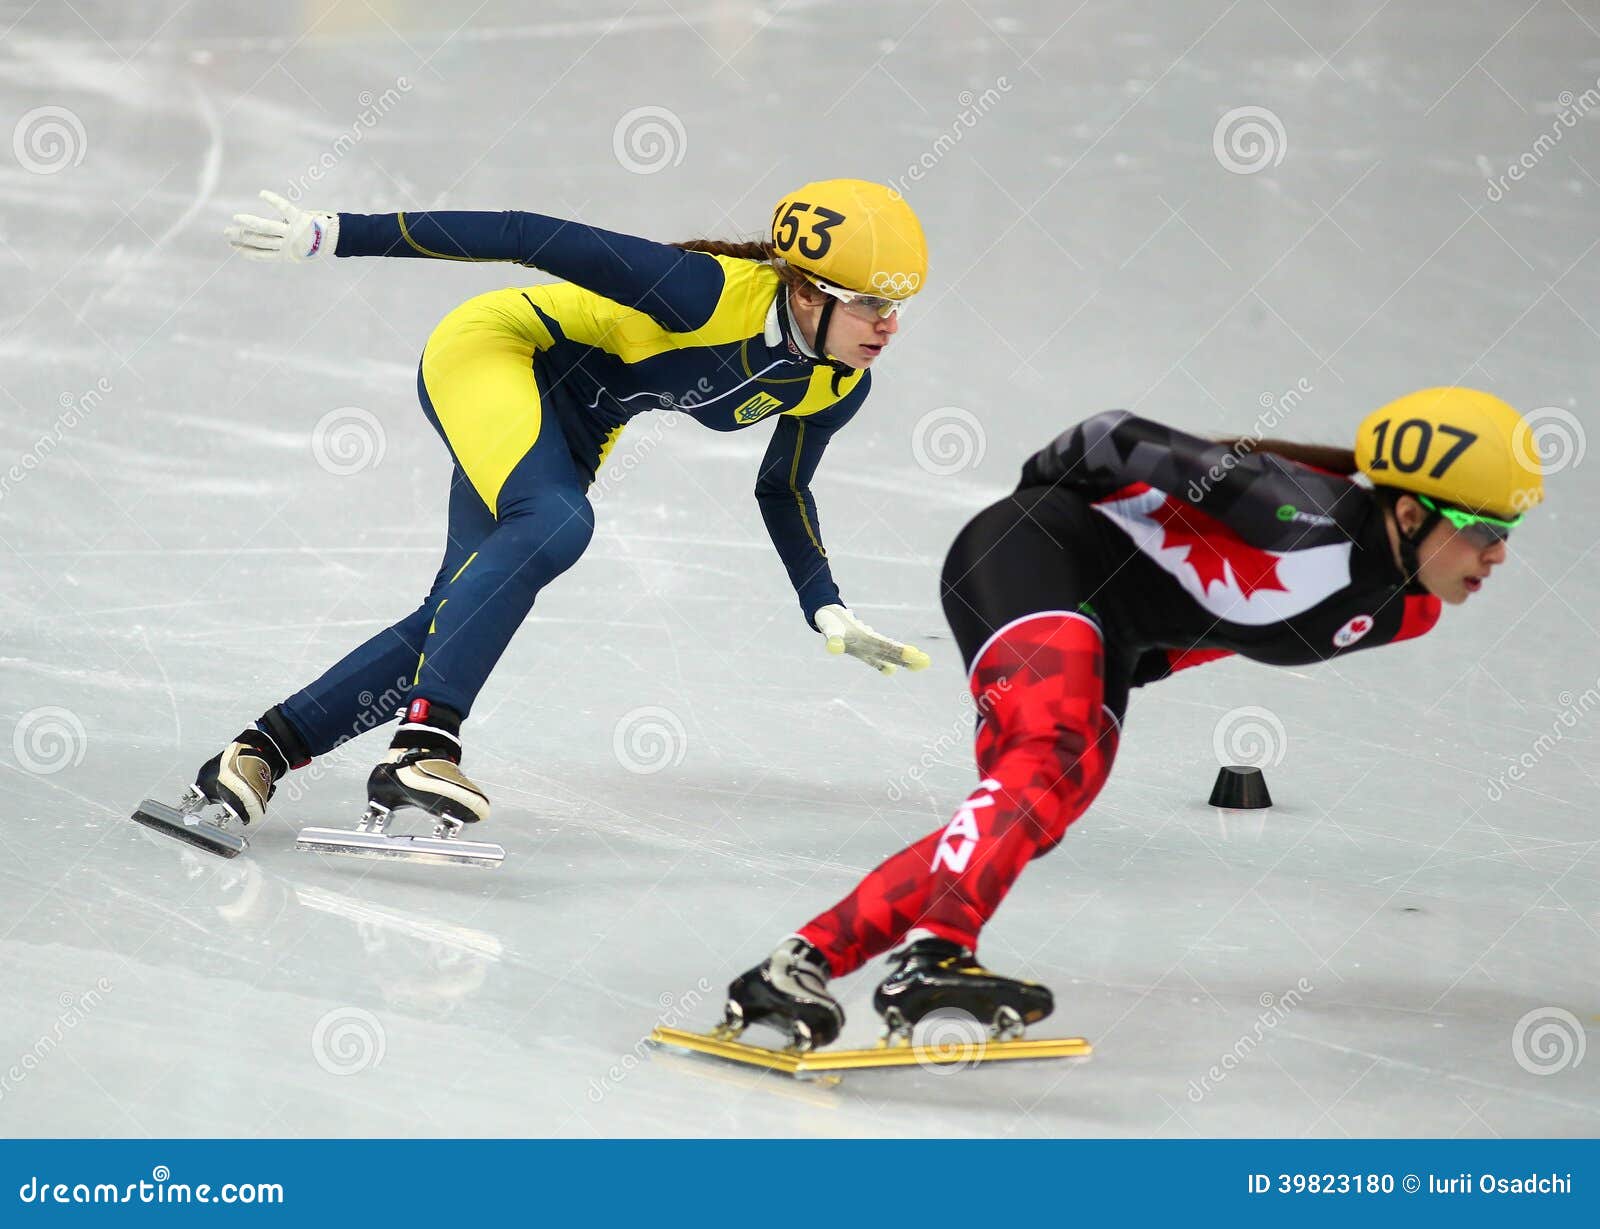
left=295, top=802, right=504, bottom=868
left=132, top=786, right=249, bottom=859
left=295, top=699, right=504, bottom=869
left=130, top=722, right=299, bottom=859
left=651, top=936, right=1091, bottom=1081
left=874, top=937, right=1054, bottom=1044
left=717, top=938, right=845, bottom=1052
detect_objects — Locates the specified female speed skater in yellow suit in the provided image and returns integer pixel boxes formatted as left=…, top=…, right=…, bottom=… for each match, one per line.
left=136, top=179, right=932, bottom=859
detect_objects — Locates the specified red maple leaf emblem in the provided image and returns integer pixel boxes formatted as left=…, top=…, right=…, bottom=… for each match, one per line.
left=1149, top=497, right=1289, bottom=598
left=1348, top=616, right=1371, bottom=634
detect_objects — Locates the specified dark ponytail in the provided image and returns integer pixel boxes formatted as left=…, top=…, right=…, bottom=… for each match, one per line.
left=1216, top=436, right=1420, bottom=561
left=672, top=238, right=810, bottom=289
left=1214, top=436, right=1358, bottom=475
left=1215, top=434, right=1421, bottom=524
left=672, top=239, right=772, bottom=260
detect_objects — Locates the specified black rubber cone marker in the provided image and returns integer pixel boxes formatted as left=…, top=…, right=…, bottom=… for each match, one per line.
left=1209, top=765, right=1272, bottom=809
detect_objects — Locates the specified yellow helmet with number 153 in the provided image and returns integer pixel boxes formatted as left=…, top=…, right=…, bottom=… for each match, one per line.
left=1355, top=387, right=1545, bottom=522
left=770, top=179, right=928, bottom=300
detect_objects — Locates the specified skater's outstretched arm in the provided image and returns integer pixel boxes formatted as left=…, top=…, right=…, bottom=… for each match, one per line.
left=225, top=189, right=725, bottom=333
left=1018, top=410, right=1364, bottom=550
left=755, top=389, right=865, bottom=626
left=753, top=383, right=930, bottom=674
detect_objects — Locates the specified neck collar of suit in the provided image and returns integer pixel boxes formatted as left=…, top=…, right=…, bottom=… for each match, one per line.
left=767, top=288, right=817, bottom=360
left=772, top=288, right=857, bottom=393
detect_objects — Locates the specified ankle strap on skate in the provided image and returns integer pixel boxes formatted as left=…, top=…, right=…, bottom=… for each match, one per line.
left=255, top=706, right=312, bottom=771
left=390, top=698, right=464, bottom=762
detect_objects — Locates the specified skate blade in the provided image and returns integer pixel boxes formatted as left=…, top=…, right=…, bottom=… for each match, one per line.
left=294, top=826, right=505, bottom=868
left=649, top=1025, right=1091, bottom=1077
left=131, top=798, right=248, bottom=859
left=880, top=1004, right=1029, bottom=1048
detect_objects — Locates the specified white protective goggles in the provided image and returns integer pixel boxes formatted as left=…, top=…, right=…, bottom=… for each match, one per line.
left=808, top=275, right=909, bottom=321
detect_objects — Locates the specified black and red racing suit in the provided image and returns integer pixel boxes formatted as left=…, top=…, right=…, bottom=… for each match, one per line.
left=799, top=410, right=1441, bottom=970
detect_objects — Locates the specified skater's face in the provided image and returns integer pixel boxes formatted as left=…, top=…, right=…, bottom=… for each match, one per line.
left=788, top=281, right=901, bottom=369
left=1393, top=495, right=1511, bottom=605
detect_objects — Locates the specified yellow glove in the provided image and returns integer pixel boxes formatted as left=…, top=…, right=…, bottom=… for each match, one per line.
left=814, top=605, right=931, bottom=676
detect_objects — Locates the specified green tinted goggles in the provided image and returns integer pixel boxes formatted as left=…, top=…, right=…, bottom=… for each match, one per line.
left=1417, top=494, right=1520, bottom=547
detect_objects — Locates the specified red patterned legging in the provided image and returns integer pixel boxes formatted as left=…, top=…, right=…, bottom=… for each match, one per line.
left=798, top=613, right=1120, bottom=976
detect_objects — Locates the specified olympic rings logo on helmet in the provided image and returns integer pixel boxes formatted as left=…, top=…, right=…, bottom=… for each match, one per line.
left=870, top=270, right=921, bottom=296
left=1508, top=484, right=1543, bottom=515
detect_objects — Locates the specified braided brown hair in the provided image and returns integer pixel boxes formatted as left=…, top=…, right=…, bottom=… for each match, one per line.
left=672, top=239, right=811, bottom=291
left=1215, top=437, right=1358, bottom=475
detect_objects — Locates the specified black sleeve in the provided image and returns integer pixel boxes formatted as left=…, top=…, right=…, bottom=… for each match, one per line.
left=1018, top=410, right=1366, bottom=550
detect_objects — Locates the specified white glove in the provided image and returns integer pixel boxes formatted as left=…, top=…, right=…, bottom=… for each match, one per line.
left=224, top=189, right=340, bottom=262
left=814, top=604, right=931, bottom=676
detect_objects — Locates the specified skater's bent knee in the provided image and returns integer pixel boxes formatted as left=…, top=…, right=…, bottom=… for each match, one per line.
left=494, top=494, right=593, bottom=560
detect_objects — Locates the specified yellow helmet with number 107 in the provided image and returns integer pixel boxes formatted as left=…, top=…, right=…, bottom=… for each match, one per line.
left=1355, top=387, right=1545, bottom=521
left=770, top=179, right=928, bottom=299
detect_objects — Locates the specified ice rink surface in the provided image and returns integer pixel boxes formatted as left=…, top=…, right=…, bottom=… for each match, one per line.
left=1, top=0, right=1597, bottom=1137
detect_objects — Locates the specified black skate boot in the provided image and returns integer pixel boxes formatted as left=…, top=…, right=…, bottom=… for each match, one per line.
left=194, top=729, right=287, bottom=826
left=296, top=698, right=504, bottom=867
left=133, top=707, right=309, bottom=858
left=364, top=699, right=489, bottom=829
left=873, top=937, right=1053, bottom=1042
left=722, top=938, right=844, bottom=1051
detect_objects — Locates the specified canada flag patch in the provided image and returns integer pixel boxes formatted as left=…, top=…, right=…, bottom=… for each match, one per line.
left=1090, top=488, right=1354, bottom=626
left=1333, top=614, right=1374, bottom=648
